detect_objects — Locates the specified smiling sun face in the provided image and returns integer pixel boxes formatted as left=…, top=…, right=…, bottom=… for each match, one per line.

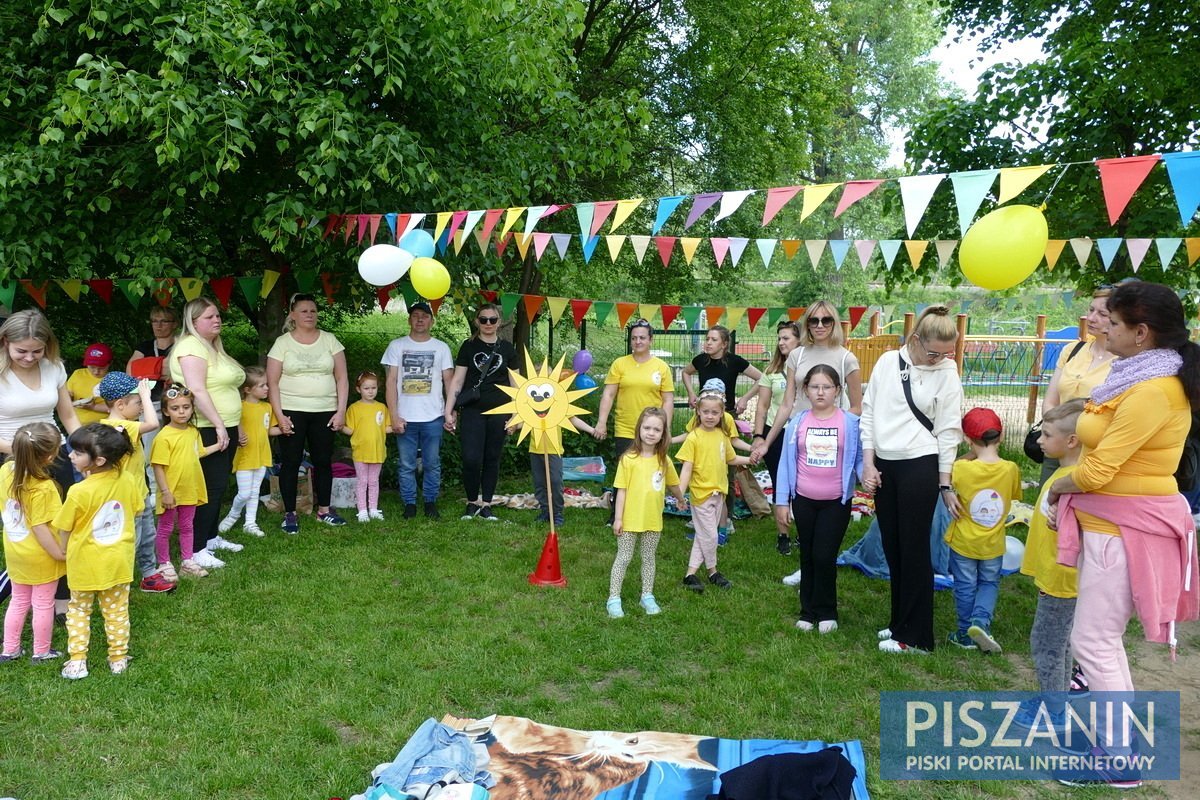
left=487, top=349, right=595, bottom=453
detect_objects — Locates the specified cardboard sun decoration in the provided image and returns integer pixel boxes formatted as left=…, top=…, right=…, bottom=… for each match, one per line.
left=486, top=349, right=595, bottom=456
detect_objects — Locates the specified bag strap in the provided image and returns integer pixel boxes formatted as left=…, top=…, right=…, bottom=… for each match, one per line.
left=898, top=351, right=934, bottom=433
left=1065, top=340, right=1086, bottom=363
left=470, top=347, right=499, bottom=392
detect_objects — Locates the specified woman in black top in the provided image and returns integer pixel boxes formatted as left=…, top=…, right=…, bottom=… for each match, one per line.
left=682, top=325, right=762, bottom=416
left=444, top=303, right=519, bottom=521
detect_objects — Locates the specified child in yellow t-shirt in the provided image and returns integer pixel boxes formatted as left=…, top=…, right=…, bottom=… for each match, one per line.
left=1, top=422, right=66, bottom=663
left=342, top=371, right=393, bottom=523
left=944, top=407, right=1022, bottom=653
left=678, top=384, right=750, bottom=592
left=67, top=342, right=114, bottom=425
left=220, top=367, right=279, bottom=539
left=54, top=423, right=140, bottom=679
left=608, top=408, right=687, bottom=618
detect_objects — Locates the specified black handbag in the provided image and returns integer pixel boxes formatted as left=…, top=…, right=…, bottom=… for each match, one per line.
left=1025, top=341, right=1087, bottom=463
left=454, top=349, right=498, bottom=409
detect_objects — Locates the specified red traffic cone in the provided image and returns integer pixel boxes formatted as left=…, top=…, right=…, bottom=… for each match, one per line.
left=528, top=531, right=567, bottom=587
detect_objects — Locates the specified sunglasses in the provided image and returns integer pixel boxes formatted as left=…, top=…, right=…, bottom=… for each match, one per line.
left=163, top=385, right=193, bottom=399
left=630, top=318, right=652, bottom=329
left=289, top=293, right=316, bottom=306
left=808, top=316, right=835, bottom=327
left=918, top=335, right=954, bottom=362
left=477, top=316, right=499, bottom=324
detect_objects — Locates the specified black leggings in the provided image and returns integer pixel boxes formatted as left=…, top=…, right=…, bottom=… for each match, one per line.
left=458, top=406, right=506, bottom=503
left=196, top=426, right=239, bottom=550
left=791, top=494, right=852, bottom=623
left=874, top=454, right=938, bottom=651
left=278, top=409, right=335, bottom=512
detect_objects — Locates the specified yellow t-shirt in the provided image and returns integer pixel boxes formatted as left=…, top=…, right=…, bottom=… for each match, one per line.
left=52, top=469, right=141, bottom=592
left=614, top=452, right=680, bottom=533
left=605, top=355, right=674, bottom=439
left=345, top=400, right=390, bottom=463
left=1054, top=340, right=1113, bottom=405
left=267, top=330, right=346, bottom=413
left=684, top=410, right=738, bottom=437
left=1021, top=464, right=1078, bottom=598
left=0, top=463, right=65, bottom=585
left=66, top=368, right=106, bottom=425
left=149, top=424, right=208, bottom=513
left=168, top=337, right=245, bottom=428
left=944, top=458, right=1022, bottom=560
left=100, top=418, right=147, bottom=499
left=232, top=401, right=277, bottom=471
left=676, top=426, right=738, bottom=506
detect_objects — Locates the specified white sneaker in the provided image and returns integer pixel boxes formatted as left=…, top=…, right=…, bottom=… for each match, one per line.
left=191, top=549, right=226, bottom=569
left=795, top=620, right=814, bottom=631
left=819, top=620, right=838, bottom=634
left=356, top=510, right=370, bottom=523
left=208, top=536, right=243, bottom=553
left=61, top=659, right=89, bottom=680
left=369, top=509, right=385, bottom=520
left=877, top=627, right=893, bottom=640
left=218, top=516, right=237, bottom=534
left=782, top=568, right=803, bottom=586
left=244, top=523, right=265, bottom=538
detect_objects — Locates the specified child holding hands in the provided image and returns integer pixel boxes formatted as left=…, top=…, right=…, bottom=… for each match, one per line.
left=342, top=371, right=392, bottom=522
left=220, top=367, right=279, bottom=538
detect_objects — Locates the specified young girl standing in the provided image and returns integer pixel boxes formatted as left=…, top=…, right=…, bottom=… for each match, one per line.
left=678, top=387, right=751, bottom=592
left=609, top=408, right=687, bottom=618
left=342, top=371, right=392, bottom=522
left=220, top=367, right=279, bottom=538
left=151, top=385, right=221, bottom=580
left=1, top=422, right=67, bottom=663
left=53, top=423, right=138, bottom=679
left=774, top=365, right=864, bottom=633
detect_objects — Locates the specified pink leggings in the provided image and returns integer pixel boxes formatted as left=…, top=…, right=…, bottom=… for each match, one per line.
left=1071, top=530, right=1136, bottom=693
left=157, top=505, right=197, bottom=563
left=354, top=461, right=382, bottom=512
left=3, top=579, right=57, bottom=656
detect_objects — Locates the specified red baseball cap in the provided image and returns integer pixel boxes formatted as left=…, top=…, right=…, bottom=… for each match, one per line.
left=962, top=407, right=1003, bottom=440
left=82, top=343, right=113, bottom=367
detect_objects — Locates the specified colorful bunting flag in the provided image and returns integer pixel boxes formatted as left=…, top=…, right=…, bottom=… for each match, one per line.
left=55, top=279, right=83, bottom=302
left=680, top=306, right=704, bottom=329
left=522, top=206, right=548, bottom=237
left=829, top=240, right=850, bottom=271
left=1096, top=238, right=1122, bottom=271
left=552, top=233, right=572, bottom=259
left=533, top=232, right=552, bottom=261
left=725, top=307, right=746, bottom=330
left=522, top=294, right=544, bottom=322
left=904, top=240, right=929, bottom=271
left=589, top=201, right=616, bottom=237
left=592, top=301, right=614, bottom=326
left=1045, top=240, right=1067, bottom=271
left=500, top=292, right=520, bottom=320
left=684, top=193, right=722, bottom=229
left=756, top=239, right=777, bottom=269
left=800, top=184, right=839, bottom=222
left=178, top=277, right=204, bottom=302
left=655, top=237, right=676, bottom=268
left=1186, top=239, right=1200, bottom=267
left=711, top=238, right=730, bottom=267
left=746, top=307, right=767, bottom=332
left=766, top=308, right=788, bottom=327
left=1161, top=152, right=1200, bottom=226
left=805, top=239, right=826, bottom=269
left=580, top=234, right=601, bottom=263
left=661, top=304, right=681, bottom=329
left=629, top=235, right=651, bottom=263
left=605, top=235, right=626, bottom=261
left=0, top=280, right=16, bottom=310
left=238, top=276, right=263, bottom=306
left=615, top=302, right=639, bottom=328
left=1156, top=237, right=1182, bottom=269
left=679, top=237, right=702, bottom=265
left=639, top=304, right=660, bottom=325
left=934, top=240, right=957, bottom=268
left=847, top=306, right=867, bottom=330
left=1096, top=155, right=1161, bottom=225
left=376, top=286, right=392, bottom=313
left=728, top=238, right=749, bottom=267
left=652, top=196, right=686, bottom=234
left=261, top=269, right=280, bottom=298
left=570, top=299, right=592, bottom=328
left=780, top=239, right=801, bottom=260
left=997, top=165, right=1055, bottom=204
left=705, top=306, right=725, bottom=325
left=714, top=190, right=753, bottom=223
left=1069, top=238, right=1093, bottom=267
left=479, top=209, right=504, bottom=244
left=898, top=174, right=946, bottom=237
left=950, top=169, right=998, bottom=234
left=86, top=279, right=113, bottom=304
left=855, top=240, right=876, bottom=267
left=1126, top=238, right=1152, bottom=273
left=610, top=199, right=643, bottom=232
left=879, top=240, right=902, bottom=268
left=209, top=277, right=234, bottom=309
left=762, top=186, right=802, bottom=225
left=500, top=207, right=525, bottom=239
left=20, top=280, right=48, bottom=308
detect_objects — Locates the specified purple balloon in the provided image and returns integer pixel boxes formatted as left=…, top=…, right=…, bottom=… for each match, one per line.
left=572, top=349, right=593, bottom=375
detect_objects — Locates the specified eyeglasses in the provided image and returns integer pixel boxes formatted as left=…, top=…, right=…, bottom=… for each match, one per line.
left=477, top=316, right=499, bottom=324
left=289, top=293, right=316, bottom=306
left=808, top=316, right=835, bottom=327
left=151, top=319, right=175, bottom=325
left=918, top=335, right=954, bottom=362
left=163, top=384, right=193, bottom=399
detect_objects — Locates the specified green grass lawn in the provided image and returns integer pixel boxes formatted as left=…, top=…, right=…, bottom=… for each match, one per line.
left=0, top=485, right=1142, bottom=800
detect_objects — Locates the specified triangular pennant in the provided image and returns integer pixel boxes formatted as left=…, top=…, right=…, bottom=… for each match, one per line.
left=879, top=240, right=902, bottom=268
left=679, top=237, right=702, bottom=265
left=375, top=286, right=392, bottom=313
left=592, top=301, right=614, bottom=326
left=452, top=230, right=468, bottom=256
left=433, top=211, right=452, bottom=243
left=756, top=238, right=777, bottom=269
left=294, top=268, right=318, bottom=293
left=1126, top=238, right=1152, bottom=273
left=680, top=306, right=704, bottom=329
left=367, top=214, right=383, bottom=244
left=704, top=305, right=726, bottom=325
left=589, top=201, right=616, bottom=237
left=833, top=180, right=884, bottom=217
left=767, top=307, right=787, bottom=327
left=800, top=183, right=839, bottom=222
left=435, top=227, right=451, bottom=256
left=494, top=233, right=512, bottom=258
left=1156, top=237, right=1183, bottom=269
left=474, top=229, right=491, bottom=256
left=746, top=307, right=767, bottom=332
left=655, top=236, right=676, bottom=267
left=997, top=164, right=1055, bottom=204
left=898, top=173, right=946, bottom=236
left=1045, top=240, right=1067, bottom=271
left=445, top=211, right=468, bottom=244
left=237, top=276, right=263, bottom=307
left=615, top=302, right=639, bottom=328
left=1069, top=238, right=1094, bottom=267
left=399, top=213, right=424, bottom=240
left=855, top=240, right=876, bottom=267
left=639, top=305, right=660, bottom=326
left=260, top=269, right=280, bottom=298
left=605, top=235, right=626, bottom=261
left=478, top=209, right=504, bottom=244
left=85, top=279, right=113, bottom=304
left=629, top=235, right=651, bottom=263
left=0, top=280, right=16, bottom=310
left=429, top=298, right=444, bottom=315
left=610, top=199, right=644, bottom=232
left=780, top=239, right=801, bottom=260
left=847, top=306, right=867, bottom=330
left=500, top=292, right=520, bottom=320
left=322, top=214, right=343, bottom=239
left=652, top=196, right=686, bottom=234
left=398, top=283, right=419, bottom=306
left=480, top=290, right=499, bottom=303
left=580, top=234, right=600, bottom=263
left=725, top=307, right=746, bottom=330
left=533, top=232, right=553, bottom=261
left=522, top=206, right=548, bottom=237
left=934, top=240, right=958, bottom=268
left=710, top=237, right=730, bottom=267
left=522, top=294, right=545, bottom=322
left=904, top=240, right=930, bottom=271
left=1161, top=152, right=1200, bottom=226
left=513, top=232, right=532, bottom=261
left=713, top=189, right=754, bottom=223
left=661, top=304, right=682, bottom=329
left=570, top=299, right=592, bottom=328
left=177, top=277, right=204, bottom=302
left=762, top=186, right=802, bottom=225
left=1061, top=291, right=1075, bottom=309
left=383, top=213, right=398, bottom=240
left=804, top=239, right=826, bottom=269
left=152, top=278, right=175, bottom=307
left=574, top=203, right=595, bottom=237
left=728, top=238, right=750, bottom=267
left=461, top=210, right=486, bottom=241
left=1186, top=239, right=1200, bottom=267
left=552, top=233, right=572, bottom=259
left=684, top=192, right=722, bottom=229
left=320, top=272, right=338, bottom=306
left=1096, top=155, right=1162, bottom=225
left=20, top=280, right=49, bottom=308
left=787, top=307, right=806, bottom=321
left=500, top=207, right=526, bottom=239
left=55, top=279, right=83, bottom=302
left=829, top=239, right=851, bottom=271
left=1096, top=238, right=1123, bottom=271
left=950, top=168, right=999, bottom=234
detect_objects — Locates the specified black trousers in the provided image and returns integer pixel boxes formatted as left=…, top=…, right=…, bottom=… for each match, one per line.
left=458, top=406, right=506, bottom=503
left=791, top=494, right=852, bottom=623
left=278, top=410, right=335, bottom=512
left=874, top=454, right=938, bottom=651
left=196, top=426, right=239, bottom=550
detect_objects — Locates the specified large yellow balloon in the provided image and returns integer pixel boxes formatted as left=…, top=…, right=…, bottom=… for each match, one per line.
left=959, top=205, right=1049, bottom=291
left=409, top=257, right=451, bottom=299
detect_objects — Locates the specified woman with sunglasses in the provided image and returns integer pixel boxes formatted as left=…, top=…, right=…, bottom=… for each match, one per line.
left=444, top=303, right=519, bottom=521
left=861, top=305, right=963, bottom=654
left=594, top=319, right=675, bottom=465
left=267, top=293, right=350, bottom=534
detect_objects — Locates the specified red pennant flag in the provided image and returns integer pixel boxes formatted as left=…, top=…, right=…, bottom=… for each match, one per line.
left=392, top=213, right=411, bottom=242
left=341, top=216, right=355, bottom=244
left=705, top=306, right=726, bottom=325
left=479, top=209, right=504, bottom=243
left=20, top=280, right=49, bottom=308
left=481, top=290, right=499, bottom=303
left=210, top=276, right=235, bottom=309
left=430, top=298, right=444, bottom=315
left=834, top=180, right=884, bottom=217
left=655, top=236, right=676, bottom=267
left=1096, top=155, right=1162, bottom=225
left=747, top=307, right=767, bottom=332
left=367, top=214, right=382, bottom=244
left=153, top=278, right=174, bottom=307
left=495, top=233, right=512, bottom=257
left=615, top=302, right=639, bottom=328
left=570, top=299, right=592, bottom=328
left=322, top=214, right=343, bottom=239
left=376, top=286, right=392, bottom=312
left=762, top=186, right=802, bottom=225
left=787, top=307, right=806, bottom=321
left=522, top=294, right=545, bottom=322
left=86, top=279, right=113, bottom=303
left=661, top=304, right=682, bottom=329
left=847, top=306, right=867, bottom=330
left=320, top=273, right=337, bottom=305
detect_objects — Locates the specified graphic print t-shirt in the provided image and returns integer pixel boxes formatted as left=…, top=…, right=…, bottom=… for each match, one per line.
left=380, top=336, right=454, bottom=422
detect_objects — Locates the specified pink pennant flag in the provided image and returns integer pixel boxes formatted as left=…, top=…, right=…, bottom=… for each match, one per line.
left=711, top=238, right=730, bottom=267
left=656, top=236, right=677, bottom=267
left=762, top=186, right=802, bottom=225
left=532, top=233, right=553, bottom=261
left=854, top=240, right=877, bottom=267
left=1126, top=238, right=1152, bottom=273
left=356, top=214, right=370, bottom=244
left=834, top=180, right=885, bottom=217
left=479, top=209, right=504, bottom=243
left=1096, top=155, right=1162, bottom=225
left=684, top=193, right=722, bottom=229
left=446, top=210, right=468, bottom=242
left=367, top=214, right=383, bottom=244
left=590, top=201, right=617, bottom=237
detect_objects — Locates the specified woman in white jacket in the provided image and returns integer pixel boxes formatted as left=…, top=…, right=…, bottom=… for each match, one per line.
left=861, top=305, right=963, bottom=653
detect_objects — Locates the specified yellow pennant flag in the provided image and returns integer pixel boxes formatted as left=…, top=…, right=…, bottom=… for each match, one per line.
left=55, top=279, right=83, bottom=302
left=500, top=207, right=527, bottom=239
left=998, top=164, right=1055, bottom=204
left=679, top=237, right=702, bottom=265
left=904, top=240, right=929, bottom=271
left=514, top=232, right=533, bottom=260
left=725, top=307, right=747, bottom=330
left=1186, top=238, right=1200, bottom=267
left=178, top=277, right=204, bottom=302
left=433, top=211, right=452, bottom=242
left=453, top=230, right=468, bottom=255
left=605, top=235, right=626, bottom=261
left=261, top=269, right=280, bottom=298
left=545, top=296, right=570, bottom=325
left=1045, top=240, right=1067, bottom=271
left=639, top=304, right=660, bottom=325
left=610, top=199, right=644, bottom=232
left=800, top=184, right=840, bottom=222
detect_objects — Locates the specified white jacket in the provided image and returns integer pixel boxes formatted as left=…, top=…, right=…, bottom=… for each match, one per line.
left=861, top=348, right=963, bottom=474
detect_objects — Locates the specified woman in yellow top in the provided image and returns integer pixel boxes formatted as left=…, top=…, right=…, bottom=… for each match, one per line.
left=268, top=293, right=349, bottom=533
left=594, top=319, right=676, bottom=468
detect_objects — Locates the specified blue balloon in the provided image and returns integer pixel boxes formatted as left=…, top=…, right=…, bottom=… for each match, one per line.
left=574, top=373, right=597, bottom=390
left=399, top=229, right=436, bottom=258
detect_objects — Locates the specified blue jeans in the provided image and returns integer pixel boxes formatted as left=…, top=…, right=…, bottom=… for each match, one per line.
left=372, top=717, right=493, bottom=795
left=949, top=550, right=1003, bottom=632
left=397, top=420, right=443, bottom=504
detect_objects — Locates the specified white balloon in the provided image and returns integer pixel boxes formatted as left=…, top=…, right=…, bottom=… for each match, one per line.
left=357, top=244, right=413, bottom=286
left=1002, top=535, right=1025, bottom=573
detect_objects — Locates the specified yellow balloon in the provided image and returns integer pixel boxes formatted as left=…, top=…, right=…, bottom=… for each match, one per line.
left=959, top=205, right=1049, bottom=291
left=410, top=257, right=451, bottom=299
